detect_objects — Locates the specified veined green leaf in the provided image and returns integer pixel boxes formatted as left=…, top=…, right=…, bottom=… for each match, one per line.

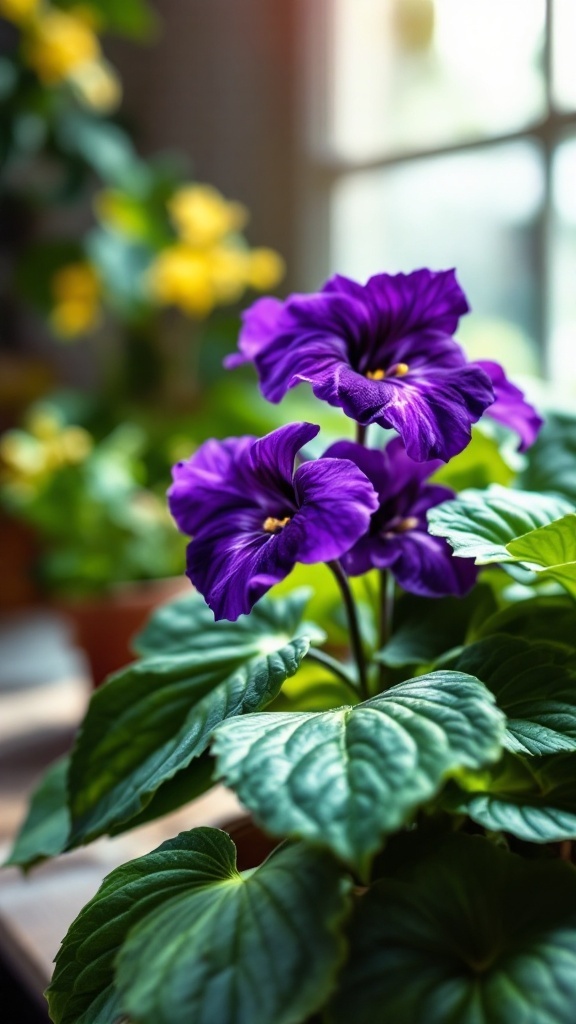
left=48, top=828, right=351, bottom=1024
left=5, top=757, right=69, bottom=870
left=453, top=751, right=576, bottom=843
left=68, top=592, right=319, bottom=846
left=455, top=635, right=576, bottom=755
left=213, top=671, right=505, bottom=875
left=506, top=514, right=576, bottom=598
left=328, top=832, right=576, bottom=1024
left=427, top=486, right=571, bottom=564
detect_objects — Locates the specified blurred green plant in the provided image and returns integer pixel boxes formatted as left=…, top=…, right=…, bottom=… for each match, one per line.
left=0, top=401, right=185, bottom=594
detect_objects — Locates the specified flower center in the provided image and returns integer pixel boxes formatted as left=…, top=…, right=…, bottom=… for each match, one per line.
left=263, top=515, right=291, bottom=534
left=383, top=515, right=419, bottom=539
left=366, top=363, right=409, bottom=381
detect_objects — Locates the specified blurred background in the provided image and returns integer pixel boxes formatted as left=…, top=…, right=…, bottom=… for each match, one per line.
left=2, top=0, right=576, bottom=617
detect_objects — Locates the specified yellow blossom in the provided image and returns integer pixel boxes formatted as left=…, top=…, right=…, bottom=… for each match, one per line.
left=24, top=9, right=100, bottom=85
left=208, top=245, right=249, bottom=304
left=0, top=410, right=93, bottom=492
left=50, top=262, right=101, bottom=339
left=69, top=58, right=121, bottom=113
left=0, top=0, right=39, bottom=25
left=246, top=247, right=285, bottom=291
left=168, top=185, right=248, bottom=249
left=147, top=245, right=215, bottom=318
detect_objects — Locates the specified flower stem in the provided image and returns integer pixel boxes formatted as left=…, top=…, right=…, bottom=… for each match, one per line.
left=328, top=560, right=369, bottom=700
left=305, top=648, right=360, bottom=700
left=378, top=570, right=395, bottom=691
left=356, top=423, right=367, bottom=446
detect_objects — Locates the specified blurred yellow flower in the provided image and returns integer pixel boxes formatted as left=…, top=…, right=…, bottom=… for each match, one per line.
left=69, top=58, right=121, bottom=113
left=0, top=408, right=93, bottom=493
left=147, top=245, right=215, bottom=318
left=168, top=185, right=248, bottom=249
left=50, top=262, right=101, bottom=339
left=24, top=9, right=100, bottom=84
left=0, top=0, right=39, bottom=25
left=246, top=248, right=285, bottom=291
left=208, top=245, right=249, bottom=304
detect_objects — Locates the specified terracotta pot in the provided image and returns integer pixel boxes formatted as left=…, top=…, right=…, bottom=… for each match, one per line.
left=58, top=577, right=189, bottom=687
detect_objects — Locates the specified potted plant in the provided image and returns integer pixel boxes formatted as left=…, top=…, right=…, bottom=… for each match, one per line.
left=9, top=267, right=576, bottom=1024
left=0, top=401, right=187, bottom=682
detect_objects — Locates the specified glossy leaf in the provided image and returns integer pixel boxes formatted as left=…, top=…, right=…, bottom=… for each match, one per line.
left=68, top=592, right=318, bottom=846
left=454, top=751, right=576, bottom=843
left=213, top=671, right=505, bottom=874
left=427, top=485, right=571, bottom=563
left=111, top=831, right=351, bottom=1024
left=507, top=514, right=576, bottom=598
left=5, top=757, right=69, bottom=870
left=477, top=594, right=576, bottom=650
left=455, top=635, right=576, bottom=755
left=329, top=833, right=576, bottom=1024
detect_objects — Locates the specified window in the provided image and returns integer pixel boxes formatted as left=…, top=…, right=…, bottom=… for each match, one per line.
left=298, top=0, right=576, bottom=389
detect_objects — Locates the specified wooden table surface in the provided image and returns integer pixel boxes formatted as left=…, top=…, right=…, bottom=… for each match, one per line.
left=0, top=608, right=242, bottom=1009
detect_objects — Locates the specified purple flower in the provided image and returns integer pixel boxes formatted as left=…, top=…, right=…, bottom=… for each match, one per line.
left=323, top=437, right=477, bottom=597
left=476, top=360, right=543, bottom=452
left=225, top=269, right=495, bottom=463
left=168, top=422, right=379, bottom=621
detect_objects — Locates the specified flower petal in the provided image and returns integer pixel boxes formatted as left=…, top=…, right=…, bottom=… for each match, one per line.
left=291, top=457, right=379, bottom=563
left=476, top=360, right=544, bottom=451
left=246, top=422, right=320, bottom=494
left=224, top=296, right=284, bottom=368
left=383, top=530, right=478, bottom=597
left=168, top=436, right=255, bottom=536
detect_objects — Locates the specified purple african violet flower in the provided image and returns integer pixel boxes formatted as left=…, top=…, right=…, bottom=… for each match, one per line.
left=225, top=269, right=495, bottom=463
left=476, top=360, right=543, bottom=452
left=323, top=437, right=477, bottom=597
left=168, top=422, right=379, bottom=621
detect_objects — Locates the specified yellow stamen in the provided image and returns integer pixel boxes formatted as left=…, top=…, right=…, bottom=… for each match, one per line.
left=389, top=362, right=410, bottom=377
left=263, top=515, right=291, bottom=534
left=396, top=516, right=419, bottom=532
left=366, top=363, right=409, bottom=381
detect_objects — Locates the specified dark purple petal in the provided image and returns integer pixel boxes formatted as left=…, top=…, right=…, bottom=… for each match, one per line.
left=224, top=297, right=284, bottom=368
left=324, top=437, right=477, bottom=596
left=381, top=531, right=478, bottom=598
left=291, top=457, right=378, bottom=562
left=476, top=360, right=544, bottom=452
left=225, top=268, right=495, bottom=462
left=169, top=421, right=379, bottom=620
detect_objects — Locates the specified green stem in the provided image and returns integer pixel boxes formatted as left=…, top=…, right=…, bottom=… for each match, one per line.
left=305, top=648, right=360, bottom=700
left=356, top=423, right=368, bottom=446
left=328, top=560, right=369, bottom=701
left=378, top=570, right=395, bottom=691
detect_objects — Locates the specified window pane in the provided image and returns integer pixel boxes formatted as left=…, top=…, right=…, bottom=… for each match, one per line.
left=553, top=0, right=576, bottom=111
left=551, top=137, right=576, bottom=390
left=330, top=142, right=544, bottom=372
left=319, top=0, right=547, bottom=161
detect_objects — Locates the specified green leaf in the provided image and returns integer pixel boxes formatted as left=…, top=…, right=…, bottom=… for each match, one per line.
left=477, top=594, right=576, bottom=649
left=67, top=592, right=319, bottom=847
left=520, top=411, right=576, bottom=504
left=375, top=584, right=496, bottom=669
left=212, top=671, right=505, bottom=874
left=133, top=587, right=324, bottom=657
left=49, top=828, right=351, bottom=1024
left=6, top=754, right=216, bottom=870
left=47, top=828, right=239, bottom=1024
left=453, top=751, right=576, bottom=843
left=507, top=514, right=576, bottom=597
left=5, top=757, right=69, bottom=870
left=455, top=635, right=576, bottom=755
left=117, top=838, right=350, bottom=1024
left=427, top=485, right=571, bottom=563
left=328, top=832, right=576, bottom=1024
